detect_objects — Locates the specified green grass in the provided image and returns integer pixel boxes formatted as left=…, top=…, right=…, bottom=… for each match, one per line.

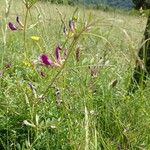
left=0, top=1, right=150, bottom=149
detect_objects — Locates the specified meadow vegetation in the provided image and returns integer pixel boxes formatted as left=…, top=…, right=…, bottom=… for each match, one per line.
left=0, top=0, right=149, bottom=149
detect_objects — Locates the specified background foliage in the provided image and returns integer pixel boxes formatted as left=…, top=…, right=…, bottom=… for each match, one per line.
left=41, top=0, right=134, bottom=8
left=132, top=0, right=150, bottom=9
left=41, top=0, right=150, bottom=10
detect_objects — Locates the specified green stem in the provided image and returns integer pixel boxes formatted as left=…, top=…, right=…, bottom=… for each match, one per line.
left=23, top=7, right=29, bottom=54
left=42, top=40, right=77, bottom=97
left=42, top=23, right=92, bottom=97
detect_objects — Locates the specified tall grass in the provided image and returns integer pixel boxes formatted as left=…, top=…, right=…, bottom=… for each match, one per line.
left=0, top=0, right=150, bottom=149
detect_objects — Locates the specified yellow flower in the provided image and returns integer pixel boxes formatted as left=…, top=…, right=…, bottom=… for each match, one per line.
left=23, top=60, right=31, bottom=67
left=31, top=36, right=40, bottom=41
left=68, top=32, right=74, bottom=37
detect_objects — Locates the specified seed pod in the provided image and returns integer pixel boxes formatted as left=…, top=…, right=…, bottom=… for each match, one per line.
left=28, top=82, right=37, bottom=98
left=110, top=79, right=118, bottom=88
left=40, top=71, right=46, bottom=77
left=76, top=47, right=80, bottom=62
left=89, top=66, right=97, bottom=78
left=55, top=46, right=62, bottom=64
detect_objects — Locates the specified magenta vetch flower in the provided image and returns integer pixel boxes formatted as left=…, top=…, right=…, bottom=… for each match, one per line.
left=8, top=22, right=17, bottom=30
left=8, top=16, right=24, bottom=31
left=40, top=54, right=53, bottom=66
left=39, top=46, right=68, bottom=68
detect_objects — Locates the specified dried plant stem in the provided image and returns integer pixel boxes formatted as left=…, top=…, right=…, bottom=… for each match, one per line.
left=84, top=105, right=89, bottom=150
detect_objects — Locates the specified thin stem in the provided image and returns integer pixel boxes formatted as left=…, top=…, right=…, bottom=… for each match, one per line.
left=42, top=39, right=77, bottom=97
left=23, top=7, right=29, bottom=53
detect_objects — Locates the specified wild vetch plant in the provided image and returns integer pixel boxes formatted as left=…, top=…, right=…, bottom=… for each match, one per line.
left=2, top=0, right=149, bottom=149
left=1, top=0, right=100, bottom=149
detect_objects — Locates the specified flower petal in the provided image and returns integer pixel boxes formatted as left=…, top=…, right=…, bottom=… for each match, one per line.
left=31, top=36, right=40, bottom=41
left=40, top=54, right=53, bottom=66
left=8, top=22, right=17, bottom=30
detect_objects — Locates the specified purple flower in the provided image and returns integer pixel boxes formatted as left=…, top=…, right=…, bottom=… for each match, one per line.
left=8, top=22, right=17, bottom=31
left=69, top=20, right=75, bottom=31
left=39, top=46, right=67, bottom=68
left=40, top=54, right=53, bottom=66
left=55, top=46, right=62, bottom=62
